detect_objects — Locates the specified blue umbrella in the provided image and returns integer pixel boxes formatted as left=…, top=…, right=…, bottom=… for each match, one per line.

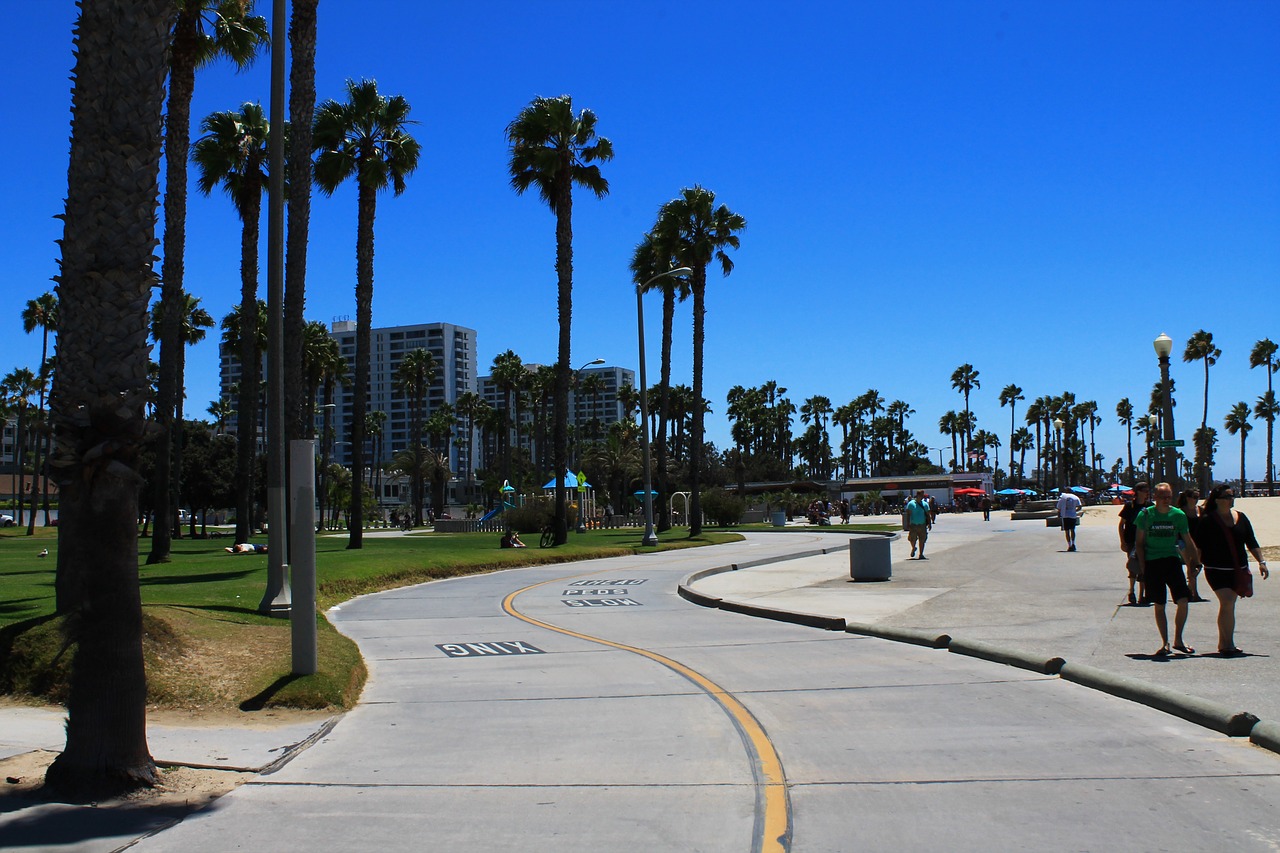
left=995, top=488, right=1022, bottom=496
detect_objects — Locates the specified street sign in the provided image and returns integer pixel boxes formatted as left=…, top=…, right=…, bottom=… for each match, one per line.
left=1156, top=439, right=1185, bottom=449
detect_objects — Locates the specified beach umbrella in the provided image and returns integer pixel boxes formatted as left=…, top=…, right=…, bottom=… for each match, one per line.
left=1070, top=485, right=1092, bottom=494
left=995, top=488, right=1022, bottom=496
left=954, top=487, right=986, bottom=496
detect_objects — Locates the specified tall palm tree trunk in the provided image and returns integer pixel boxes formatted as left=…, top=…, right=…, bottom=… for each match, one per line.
left=552, top=173, right=573, bottom=545
left=234, top=192, right=263, bottom=544
left=349, top=184, right=376, bottom=548
left=148, top=6, right=199, bottom=564
left=45, top=0, right=173, bottom=798
left=689, top=271, right=707, bottom=537
left=284, top=0, right=318, bottom=442
left=655, top=288, right=675, bottom=532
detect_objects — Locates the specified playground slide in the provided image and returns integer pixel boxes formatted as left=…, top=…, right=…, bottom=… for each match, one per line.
left=479, top=507, right=503, bottom=523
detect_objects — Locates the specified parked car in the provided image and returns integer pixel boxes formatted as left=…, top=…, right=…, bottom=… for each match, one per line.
left=0, top=514, right=15, bottom=527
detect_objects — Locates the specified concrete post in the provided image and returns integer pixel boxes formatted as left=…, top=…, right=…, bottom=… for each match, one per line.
left=290, top=439, right=317, bottom=675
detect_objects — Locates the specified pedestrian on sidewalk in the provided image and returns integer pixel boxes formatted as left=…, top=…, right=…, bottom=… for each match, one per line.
left=1136, top=482, right=1201, bottom=657
left=1056, top=487, right=1082, bottom=551
left=1176, top=489, right=1207, bottom=602
left=1118, top=482, right=1151, bottom=605
left=906, top=490, right=932, bottom=559
left=1195, top=484, right=1269, bottom=656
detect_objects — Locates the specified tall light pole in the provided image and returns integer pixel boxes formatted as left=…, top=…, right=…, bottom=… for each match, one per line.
left=1053, top=416, right=1065, bottom=490
left=1153, top=333, right=1179, bottom=489
left=636, top=267, right=691, bottom=546
left=573, top=357, right=605, bottom=534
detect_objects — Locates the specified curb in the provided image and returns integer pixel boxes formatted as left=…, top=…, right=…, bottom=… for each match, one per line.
left=1251, top=719, right=1280, bottom=753
left=845, top=622, right=951, bottom=649
left=948, top=638, right=1066, bottom=675
left=1056, top=662, right=1259, bottom=737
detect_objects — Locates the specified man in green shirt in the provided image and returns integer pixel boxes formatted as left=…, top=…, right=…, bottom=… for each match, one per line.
left=1135, top=482, right=1201, bottom=657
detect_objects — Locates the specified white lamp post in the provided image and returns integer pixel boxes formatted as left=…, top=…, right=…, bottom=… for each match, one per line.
left=573, top=357, right=605, bottom=533
left=636, top=267, right=692, bottom=546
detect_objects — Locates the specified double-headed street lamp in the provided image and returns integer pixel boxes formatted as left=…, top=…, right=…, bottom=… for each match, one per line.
left=1053, top=416, right=1065, bottom=490
left=636, top=267, right=692, bottom=546
left=1153, top=333, right=1179, bottom=489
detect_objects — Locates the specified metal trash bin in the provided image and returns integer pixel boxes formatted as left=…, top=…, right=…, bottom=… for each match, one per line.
left=770, top=510, right=787, bottom=527
left=849, top=535, right=892, bottom=581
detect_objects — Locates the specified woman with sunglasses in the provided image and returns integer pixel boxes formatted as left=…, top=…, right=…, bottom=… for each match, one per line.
left=1197, top=484, right=1270, bottom=655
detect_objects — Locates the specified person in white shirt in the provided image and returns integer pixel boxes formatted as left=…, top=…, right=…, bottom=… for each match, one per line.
left=1056, top=487, right=1083, bottom=552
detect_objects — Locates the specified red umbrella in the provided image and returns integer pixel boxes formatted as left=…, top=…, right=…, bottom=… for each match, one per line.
left=954, top=487, right=986, bottom=496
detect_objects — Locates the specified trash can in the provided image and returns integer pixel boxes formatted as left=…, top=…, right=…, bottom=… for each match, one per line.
left=770, top=510, right=787, bottom=527
left=849, top=535, right=892, bottom=581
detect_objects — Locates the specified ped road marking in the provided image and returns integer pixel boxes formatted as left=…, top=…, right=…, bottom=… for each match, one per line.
left=503, top=574, right=792, bottom=853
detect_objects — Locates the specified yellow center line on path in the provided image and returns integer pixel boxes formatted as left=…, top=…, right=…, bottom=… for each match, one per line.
left=503, top=574, right=792, bottom=853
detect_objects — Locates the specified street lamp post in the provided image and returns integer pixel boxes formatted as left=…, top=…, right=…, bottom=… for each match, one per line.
left=573, top=357, right=605, bottom=534
left=636, top=267, right=691, bottom=546
left=1153, top=333, right=1179, bottom=489
left=1053, top=416, right=1065, bottom=491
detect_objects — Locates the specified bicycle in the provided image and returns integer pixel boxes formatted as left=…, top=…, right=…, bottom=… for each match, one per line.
left=539, top=525, right=556, bottom=549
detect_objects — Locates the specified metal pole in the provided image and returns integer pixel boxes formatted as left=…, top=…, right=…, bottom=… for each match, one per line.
left=290, top=439, right=317, bottom=675
left=259, top=0, right=289, bottom=614
left=636, top=285, right=658, bottom=546
left=1159, top=353, right=1178, bottom=489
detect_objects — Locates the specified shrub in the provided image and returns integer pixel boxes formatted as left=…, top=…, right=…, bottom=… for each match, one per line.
left=701, top=487, right=746, bottom=527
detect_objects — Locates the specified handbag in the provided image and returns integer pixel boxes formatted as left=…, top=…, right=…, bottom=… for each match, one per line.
left=1212, top=510, right=1253, bottom=598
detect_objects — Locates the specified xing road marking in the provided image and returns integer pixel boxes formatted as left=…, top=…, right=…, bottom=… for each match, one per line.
left=503, top=575, right=792, bottom=853
left=436, top=641, right=546, bottom=657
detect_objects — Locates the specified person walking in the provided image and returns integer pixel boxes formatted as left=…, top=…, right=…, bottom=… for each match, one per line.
left=980, top=495, right=992, bottom=521
left=905, top=490, right=933, bottom=560
left=1117, top=482, right=1152, bottom=605
left=1135, top=482, right=1201, bottom=657
left=1175, top=489, right=1207, bottom=602
left=1056, top=487, right=1082, bottom=551
left=1195, top=484, right=1269, bottom=656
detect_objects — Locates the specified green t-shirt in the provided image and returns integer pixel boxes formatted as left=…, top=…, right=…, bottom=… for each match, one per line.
left=1134, top=506, right=1189, bottom=561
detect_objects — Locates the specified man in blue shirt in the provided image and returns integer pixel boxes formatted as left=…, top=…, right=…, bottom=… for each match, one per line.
left=905, top=490, right=933, bottom=560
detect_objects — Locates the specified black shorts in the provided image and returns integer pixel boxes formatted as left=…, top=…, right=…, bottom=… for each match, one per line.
left=1061, top=517, right=1078, bottom=531
left=1203, top=567, right=1236, bottom=593
left=1144, top=556, right=1190, bottom=605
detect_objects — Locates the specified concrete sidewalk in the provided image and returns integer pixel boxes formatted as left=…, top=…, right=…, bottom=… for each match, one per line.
left=691, top=503, right=1280, bottom=731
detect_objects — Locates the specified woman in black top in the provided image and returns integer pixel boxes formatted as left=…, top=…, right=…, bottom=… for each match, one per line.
left=1196, top=484, right=1270, bottom=655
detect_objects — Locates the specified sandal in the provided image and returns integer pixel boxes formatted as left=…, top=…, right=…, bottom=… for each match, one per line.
left=1219, top=647, right=1243, bottom=656
left=1173, top=644, right=1195, bottom=655
left=1153, top=647, right=1170, bottom=658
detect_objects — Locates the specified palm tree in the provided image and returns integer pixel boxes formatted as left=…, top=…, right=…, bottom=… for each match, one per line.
left=154, top=1, right=267, bottom=564
left=395, top=347, right=436, bottom=525
left=207, top=397, right=235, bottom=433
left=1024, top=397, right=1047, bottom=487
left=2, top=368, right=40, bottom=529
left=506, top=95, right=612, bottom=545
left=631, top=232, right=690, bottom=531
left=1116, top=397, right=1135, bottom=483
left=950, top=364, right=980, bottom=469
left=937, top=411, right=958, bottom=473
left=195, top=103, right=273, bottom=544
left=299, top=320, right=332, bottom=437
left=314, top=336, right=346, bottom=529
left=652, top=186, right=745, bottom=537
left=314, top=79, right=421, bottom=548
left=21, top=292, right=59, bottom=527
left=1183, top=329, right=1221, bottom=491
left=219, top=300, right=267, bottom=541
left=43, top=0, right=175, bottom=800
left=998, top=383, right=1023, bottom=482
left=1256, top=391, right=1280, bottom=490
left=1011, top=427, right=1033, bottom=484
left=149, top=293, right=213, bottom=541
left=490, top=349, right=525, bottom=487
left=1250, top=338, right=1278, bottom=495
left=284, top=0, right=319, bottom=442
left=1225, top=402, right=1252, bottom=496
left=455, top=390, right=487, bottom=503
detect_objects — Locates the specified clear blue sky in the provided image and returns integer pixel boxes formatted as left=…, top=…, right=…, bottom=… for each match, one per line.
left=5, top=1, right=1279, bottom=480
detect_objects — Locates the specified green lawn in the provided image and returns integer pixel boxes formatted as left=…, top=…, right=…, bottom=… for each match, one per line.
left=0, top=526, right=741, bottom=711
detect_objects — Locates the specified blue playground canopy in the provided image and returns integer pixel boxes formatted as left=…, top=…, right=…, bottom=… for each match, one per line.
left=542, top=471, right=591, bottom=489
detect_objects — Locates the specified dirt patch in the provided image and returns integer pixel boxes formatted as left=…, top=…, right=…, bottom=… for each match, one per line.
left=1, top=749, right=252, bottom=808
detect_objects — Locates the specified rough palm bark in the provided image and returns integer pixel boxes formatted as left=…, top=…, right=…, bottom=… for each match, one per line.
left=45, top=0, right=175, bottom=799
left=284, top=0, right=318, bottom=441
